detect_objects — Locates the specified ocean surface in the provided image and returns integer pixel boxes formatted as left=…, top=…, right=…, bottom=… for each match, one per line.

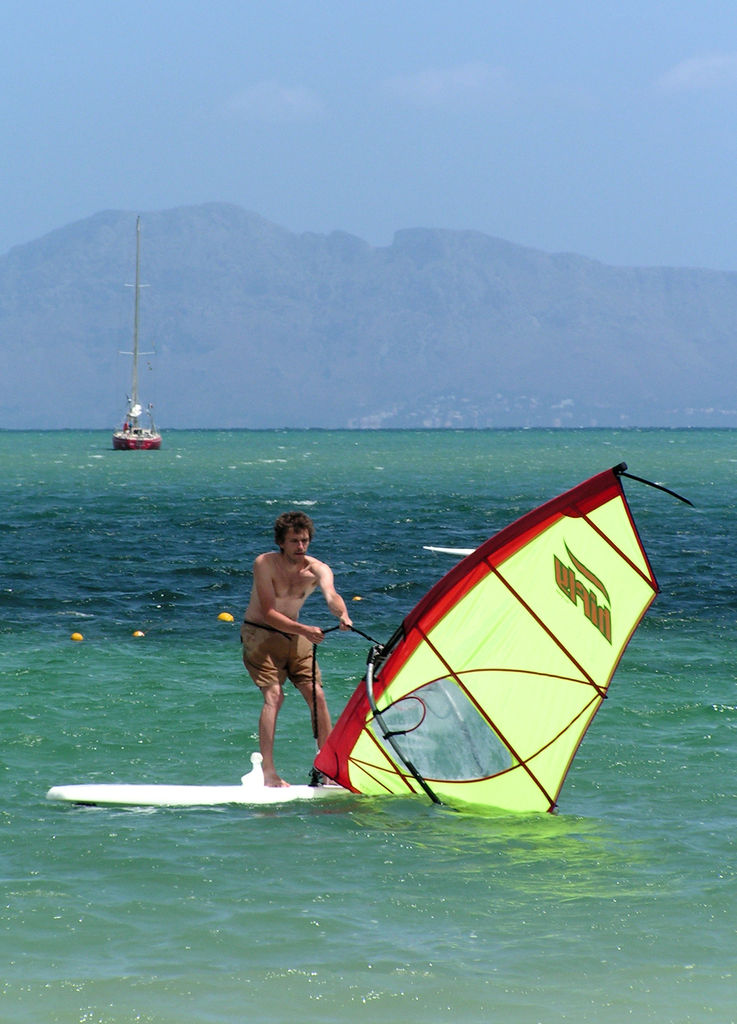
left=2, top=429, right=735, bottom=1024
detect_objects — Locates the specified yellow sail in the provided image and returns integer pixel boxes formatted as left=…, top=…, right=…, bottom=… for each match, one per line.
left=316, top=465, right=660, bottom=813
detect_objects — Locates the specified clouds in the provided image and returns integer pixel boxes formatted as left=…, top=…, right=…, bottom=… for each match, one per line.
left=229, top=48, right=737, bottom=129
left=656, top=53, right=737, bottom=95
left=226, top=80, right=325, bottom=122
left=382, top=61, right=511, bottom=108
left=226, top=61, right=511, bottom=124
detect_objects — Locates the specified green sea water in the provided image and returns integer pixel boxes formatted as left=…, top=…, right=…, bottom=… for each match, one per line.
left=2, top=429, right=736, bottom=1023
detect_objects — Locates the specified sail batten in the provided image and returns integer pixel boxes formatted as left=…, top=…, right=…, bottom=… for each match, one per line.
left=315, top=466, right=662, bottom=813
left=488, top=560, right=607, bottom=698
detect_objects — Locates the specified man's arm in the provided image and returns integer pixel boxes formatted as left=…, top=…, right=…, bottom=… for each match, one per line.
left=314, top=562, right=353, bottom=630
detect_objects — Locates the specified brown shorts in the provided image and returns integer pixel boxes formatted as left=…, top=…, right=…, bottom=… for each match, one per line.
left=241, top=623, right=322, bottom=690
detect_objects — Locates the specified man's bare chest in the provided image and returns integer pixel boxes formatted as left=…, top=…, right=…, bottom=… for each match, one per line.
left=271, top=564, right=317, bottom=600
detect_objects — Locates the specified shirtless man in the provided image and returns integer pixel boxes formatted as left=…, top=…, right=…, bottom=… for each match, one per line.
left=241, top=511, right=353, bottom=786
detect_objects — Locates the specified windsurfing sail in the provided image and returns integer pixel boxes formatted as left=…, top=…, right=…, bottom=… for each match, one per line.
left=315, top=464, right=660, bottom=813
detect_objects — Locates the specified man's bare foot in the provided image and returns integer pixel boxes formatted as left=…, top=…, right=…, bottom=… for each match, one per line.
left=264, top=772, right=290, bottom=788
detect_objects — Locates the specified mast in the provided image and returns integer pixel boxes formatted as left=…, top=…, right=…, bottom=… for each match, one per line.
left=113, top=215, right=160, bottom=448
left=130, top=216, right=141, bottom=424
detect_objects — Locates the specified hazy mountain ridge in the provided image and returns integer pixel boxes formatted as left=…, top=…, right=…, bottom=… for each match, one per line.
left=2, top=202, right=735, bottom=428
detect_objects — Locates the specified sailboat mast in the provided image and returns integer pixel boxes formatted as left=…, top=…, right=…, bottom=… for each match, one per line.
left=113, top=214, right=161, bottom=449
left=130, top=216, right=141, bottom=419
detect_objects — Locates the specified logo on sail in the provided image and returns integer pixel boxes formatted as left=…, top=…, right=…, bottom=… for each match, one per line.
left=554, top=543, right=612, bottom=643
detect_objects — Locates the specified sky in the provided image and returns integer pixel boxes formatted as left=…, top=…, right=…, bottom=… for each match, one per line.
left=4, top=1, right=737, bottom=270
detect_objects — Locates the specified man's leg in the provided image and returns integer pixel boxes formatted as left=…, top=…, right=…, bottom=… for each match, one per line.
left=259, top=683, right=289, bottom=786
left=295, top=678, right=332, bottom=749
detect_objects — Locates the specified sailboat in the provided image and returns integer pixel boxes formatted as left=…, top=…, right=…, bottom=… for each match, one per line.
left=112, top=217, right=162, bottom=450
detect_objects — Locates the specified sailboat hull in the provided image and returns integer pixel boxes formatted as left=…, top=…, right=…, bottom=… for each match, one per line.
left=112, top=430, right=162, bottom=451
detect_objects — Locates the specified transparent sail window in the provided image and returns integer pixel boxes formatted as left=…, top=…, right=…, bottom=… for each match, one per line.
left=371, top=677, right=512, bottom=781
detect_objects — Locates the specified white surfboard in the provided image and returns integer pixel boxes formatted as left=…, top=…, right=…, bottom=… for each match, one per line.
left=46, top=753, right=351, bottom=808
left=423, top=545, right=474, bottom=556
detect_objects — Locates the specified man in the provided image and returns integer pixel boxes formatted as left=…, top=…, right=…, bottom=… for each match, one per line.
left=241, top=511, right=353, bottom=787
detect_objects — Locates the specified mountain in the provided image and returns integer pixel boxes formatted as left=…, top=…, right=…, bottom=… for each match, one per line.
left=2, top=202, right=736, bottom=429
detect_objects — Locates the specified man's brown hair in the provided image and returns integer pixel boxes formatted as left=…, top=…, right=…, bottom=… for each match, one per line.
left=274, top=510, right=315, bottom=547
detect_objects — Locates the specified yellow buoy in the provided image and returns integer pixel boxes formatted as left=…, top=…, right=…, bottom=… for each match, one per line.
left=133, top=630, right=145, bottom=637
left=70, top=632, right=84, bottom=642
left=218, top=612, right=234, bottom=622
left=352, top=595, right=363, bottom=602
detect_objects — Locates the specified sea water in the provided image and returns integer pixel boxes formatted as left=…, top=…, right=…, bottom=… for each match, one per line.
left=2, top=429, right=735, bottom=1023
